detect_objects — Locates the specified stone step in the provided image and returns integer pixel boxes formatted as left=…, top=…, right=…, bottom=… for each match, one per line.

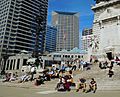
left=98, top=86, right=120, bottom=90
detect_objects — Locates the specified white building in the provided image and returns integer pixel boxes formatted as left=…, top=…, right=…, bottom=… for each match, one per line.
left=46, top=47, right=87, bottom=63
left=4, top=50, right=31, bottom=72
left=81, top=34, right=94, bottom=52
left=91, top=0, right=120, bottom=60
left=3, top=48, right=87, bottom=72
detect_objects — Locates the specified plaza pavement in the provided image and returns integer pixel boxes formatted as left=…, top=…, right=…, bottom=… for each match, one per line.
left=0, top=85, right=120, bottom=97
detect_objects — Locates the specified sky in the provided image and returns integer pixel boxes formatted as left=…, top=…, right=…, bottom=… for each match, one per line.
left=47, top=0, right=96, bottom=33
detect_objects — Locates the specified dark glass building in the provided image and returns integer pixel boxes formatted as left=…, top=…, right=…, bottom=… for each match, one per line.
left=45, top=25, right=57, bottom=53
left=0, top=0, right=48, bottom=57
left=0, top=0, right=48, bottom=70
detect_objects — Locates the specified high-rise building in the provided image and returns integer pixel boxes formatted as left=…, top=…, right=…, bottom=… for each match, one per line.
left=0, top=0, right=48, bottom=58
left=81, top=28, right=93, bottom=51
left=52, top=11, right=79, bottom=51
left=45, top=25, right=57, bottom=53
left=0, top=0, right=48, bottom=71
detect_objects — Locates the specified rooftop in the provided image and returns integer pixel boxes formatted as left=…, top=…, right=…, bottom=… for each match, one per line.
left=54, top=11, right=78, bottom=15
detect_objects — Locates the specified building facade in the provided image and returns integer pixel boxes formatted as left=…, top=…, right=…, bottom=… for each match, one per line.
left=81, top=34, right=94, bottom=52
left=0, top=0, right=48, bottom=71
left=52, top=11, right=79, bottom=51
left=44, top=47, right=87, bottom=67
left=45, top=25, right=57, bottom=53
left=5, top=51, right=31, bottom=71
left=91, top=0, right=120, bottom=60
left=81, top=28, right=93, bottom=51
left=3, top=48, right=87, bottom=71
left=82, top=28, right=92, bottom=36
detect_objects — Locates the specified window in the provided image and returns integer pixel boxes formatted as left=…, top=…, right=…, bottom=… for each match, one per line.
left=6, top=60, right=9, bottom=70
left=13, top=59, right=16, bottom=70
left=23, top=59, right=27, bottom=66
left=10, top=60, right=13, bottom=70
left=17, top=59, right=20, bottom=69
left=71, top=55, right=73, bottom=58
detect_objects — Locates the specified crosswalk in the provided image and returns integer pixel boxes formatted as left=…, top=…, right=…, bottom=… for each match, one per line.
left=36, top=90, right=57, bottom=94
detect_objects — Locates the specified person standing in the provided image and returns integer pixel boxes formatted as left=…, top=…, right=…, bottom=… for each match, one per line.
left=30, top=65, right=36, bottom=81
left=80, top=60, right=85, bottom=71
left=108, top=68, right=114, bottom=78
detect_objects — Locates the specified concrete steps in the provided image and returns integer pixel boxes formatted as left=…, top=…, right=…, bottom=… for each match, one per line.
left=74, top=64, right=120, bottom=91
left=98, top=80, right=120, bottom=90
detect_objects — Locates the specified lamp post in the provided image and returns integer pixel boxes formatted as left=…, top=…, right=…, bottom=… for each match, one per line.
left=32, top=13, right=45, bottom=69
left=32, top=15, right=44, bottom=58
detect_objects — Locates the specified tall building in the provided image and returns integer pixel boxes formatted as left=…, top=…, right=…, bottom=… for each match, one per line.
left=91, top=0, right=120, bottom=59
left=52, top=11, right=79, bottom=51
left=0, top=0, right=48, bottom=70
left=82, top=28, right=92, bottom=36
left=45, top=25, right=57, bottom=53
left=81, top=28, right=93, bottom=51
left=0, top=0, right=48, bottom=57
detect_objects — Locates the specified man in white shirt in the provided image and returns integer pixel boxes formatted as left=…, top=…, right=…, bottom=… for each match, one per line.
left=30, top=66, right=36, bottom=81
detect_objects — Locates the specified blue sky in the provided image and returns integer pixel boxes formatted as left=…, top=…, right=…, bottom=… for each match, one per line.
left=47, top=0, right=95, bottom=33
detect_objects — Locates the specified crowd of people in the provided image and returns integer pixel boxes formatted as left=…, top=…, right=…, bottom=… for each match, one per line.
left=1, top=59, right=94, bottom=92
left=2, top=55, right=119, bottom=93
left=53, top=60, right=97, bottom=93
left=1, top=54, right=120, bottom=94
left=55, top=70, right=74, bottom=91
left=99, top=56, right=120, bottom=78
left=5, top=56, right=117, bottom=94
left=55, top=75, right=97, bottom=93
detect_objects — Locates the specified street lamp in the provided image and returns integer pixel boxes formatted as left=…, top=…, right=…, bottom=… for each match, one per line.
left=32, top=14, right=45, bottom=69
left=32, top=15, right=44, bottom=58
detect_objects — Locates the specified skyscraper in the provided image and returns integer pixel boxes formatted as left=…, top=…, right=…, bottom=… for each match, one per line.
left=45, top=25, right=57, bottom=53
left=0, top=0, right=48, bottom=58
left=52, top=11, right=79, bottom=51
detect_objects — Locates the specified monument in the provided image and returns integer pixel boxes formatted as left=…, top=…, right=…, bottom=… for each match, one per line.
left=91, top=0, right=120, bottom=61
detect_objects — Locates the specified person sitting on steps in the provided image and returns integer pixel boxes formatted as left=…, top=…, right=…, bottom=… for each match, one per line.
left=86, top=78, right=97, bottom=93
left=76, top=78, right=86, bottom=92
